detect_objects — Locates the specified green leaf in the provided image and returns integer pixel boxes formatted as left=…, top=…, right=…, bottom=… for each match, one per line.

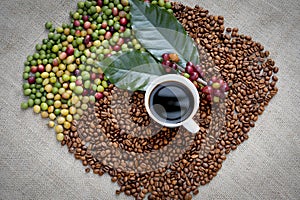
left=97, top=51, right=168, bottom=91
left=130, top=0, right=200, bottom=67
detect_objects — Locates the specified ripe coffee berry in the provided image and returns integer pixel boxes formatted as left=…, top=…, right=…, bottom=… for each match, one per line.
left=162, top=53, right=170, bottom=61
left=185, top=65, right=195, bottom=74
left=189, top=72, right=199, bottom=81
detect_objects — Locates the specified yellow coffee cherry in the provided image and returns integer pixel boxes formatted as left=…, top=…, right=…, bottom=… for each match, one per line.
left=56, top=133, right=64, bottom=142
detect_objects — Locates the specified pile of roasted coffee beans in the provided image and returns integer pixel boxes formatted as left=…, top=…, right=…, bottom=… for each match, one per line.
left=63, top=84, right=225, bottom=199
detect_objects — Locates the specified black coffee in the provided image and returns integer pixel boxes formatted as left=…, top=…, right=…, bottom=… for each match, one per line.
left=149, top=81, right=194, bottom=124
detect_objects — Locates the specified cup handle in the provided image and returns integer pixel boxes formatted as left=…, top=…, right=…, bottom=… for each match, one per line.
left=183, top=119, right=200, bottom=133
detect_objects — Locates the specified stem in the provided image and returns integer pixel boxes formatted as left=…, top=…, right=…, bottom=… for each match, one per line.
left=197, top=77, right=208, bottom=86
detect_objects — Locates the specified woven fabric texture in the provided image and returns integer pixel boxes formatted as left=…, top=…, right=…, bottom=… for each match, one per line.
left=0, top=0, right=299, bottom=199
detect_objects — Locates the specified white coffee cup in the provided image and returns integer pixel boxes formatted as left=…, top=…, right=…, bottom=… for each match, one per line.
left=145, top=74, right=200, bottom=133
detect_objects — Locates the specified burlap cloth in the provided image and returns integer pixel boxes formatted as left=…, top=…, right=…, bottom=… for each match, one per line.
left=0, top=0, right=299, bottom=199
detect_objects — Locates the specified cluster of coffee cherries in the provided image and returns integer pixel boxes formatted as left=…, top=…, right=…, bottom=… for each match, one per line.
left=161, top=53, right=204, bottom=81
left=160, top=53, right=230, bottom=103
left=183, top=61, right=204, bottom=81
left=201, top=76, right=230, bottom=103
left=161, top=53, right=179, bottom=72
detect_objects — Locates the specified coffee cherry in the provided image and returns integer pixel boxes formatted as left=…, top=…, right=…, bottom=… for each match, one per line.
left=82, top=89, right=89, bottom=96
left=119, top=26, right=126, bottom=32
left=109, top=26, right=115, bottom=33
left=53, top=58, right=59, bottom=66
left=95, top=92, right=104, bottom=100
left=212, top=82, right=221, bottom=89
left=113, top=45, right=121, bottom=51
left=218, top=79, right=225, bottom=86
left=28, top=76, right=36, bottom=84
left=202, top=86, right=213, bottom=95
left=104, top=31, right=112, bottom=40
left=213, top=96, right=220, bottom=103
left=84, top=35, right=92, bottom=45
left=97, top=0, right=103, bottom=7
left=101, top=21, right=108, bottom=29
left=162, top=60, right=172, bottom=67
left=30, top=66, right=38, bottom=73
left=66, top=46, right=74, bottom=56
left=74, top=69, right=80, bottom=76
left=185, top=65, right=194, bottom=74
left=75, top=79, right=82, bottom=86
left=211, top=76, right=218, bottom=83
left=186, top=61, right=194, bottom=67
left=219, top=91, right=226, bottom=98
left=99, top=73, right=104, bottom=80
left=82, top=15, right=89, bottom=22
left=206, top=94, right=213, bottom=101
left=37, top=64, right=45, bottom=73
left=89, top=89, right=95, bottom=95
left=189, top=72, right=199, bottom=81
left=169, top=53, right=179, bottom=63
left=183, top=73, right=190, bottom=79
left=200, top=71, right=204, bottom=77
left=112, top=7, right=119, bottom=16
left=194, top=64, right=202, bottom=74
left=213, top=89, right=222, bottom=97
left=91, top=73, right=97, bottom=80
left=119, top=11, right=126, bottom=18
left=162, top=53, right=170, bottom=61
left=74, top=30, right=81, bottom=37
left=120, top=18, right=127, bottom=26
left=73, top=20, right=80, bottom=27
left=83, top=21, right=91, bottom=29
left=117, top=38, right=125, bottom=46
left=220, top=82, right=230, bottom=92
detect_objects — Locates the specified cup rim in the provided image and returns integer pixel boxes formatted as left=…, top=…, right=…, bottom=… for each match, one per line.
left=145, top=74, right=200, bottom=127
